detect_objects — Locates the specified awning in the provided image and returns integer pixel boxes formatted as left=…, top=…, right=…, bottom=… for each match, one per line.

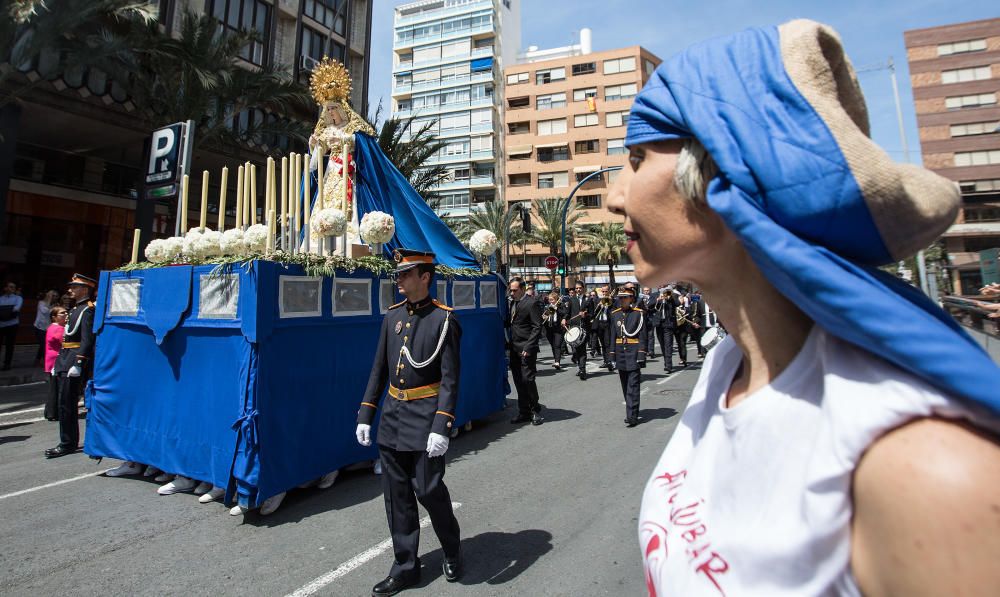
left=573, top=164, right=602, bottom=173
left=535, top=141, right=568, bottom=149
left=508, top=145, right=532, bottom=155
left=470, top=57, right=493, bottom=71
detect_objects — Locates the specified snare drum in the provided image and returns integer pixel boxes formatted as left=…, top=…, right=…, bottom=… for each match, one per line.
left=564, top=326, right=587, bottom=351
left=700, top=325, right=727, bottom=350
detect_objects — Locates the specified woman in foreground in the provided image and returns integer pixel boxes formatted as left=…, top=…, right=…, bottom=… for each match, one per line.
left=608, top=20, right=1000, bottom=596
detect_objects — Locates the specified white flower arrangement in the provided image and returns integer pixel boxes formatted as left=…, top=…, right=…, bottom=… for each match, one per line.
left=311, top=208, right=348, bottom=238
left=144, top=239, right=167, bottom=263
left=469, top=229, right=499, bottom=257
left=197, top=229, right=223, bottom=259
left=161, top=237, right=185, bottom=262
left=244, top=224, right=269, bottom=253
left=219, top=229, right=246, bottom=255
left=360, top=211, right=395, bottom=245
left=182, top=228, right=206, bottom=260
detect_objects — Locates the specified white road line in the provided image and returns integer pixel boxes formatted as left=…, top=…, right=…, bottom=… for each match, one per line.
left=286, top=502, right=463, bottom=597
left=0, top=406, right=44, bottom=417
left=2, top=416, right=47, bottom=425
left=0, top=471, right=103, bottom=501
left=657, top=377, right=670, bottom=385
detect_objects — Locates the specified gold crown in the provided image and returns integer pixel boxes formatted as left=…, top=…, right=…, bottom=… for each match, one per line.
left=310, top=57, right=352, bottom=104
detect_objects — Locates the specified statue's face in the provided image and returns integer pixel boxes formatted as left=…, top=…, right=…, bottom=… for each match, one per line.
left=323, top=103, right=347, bottom=127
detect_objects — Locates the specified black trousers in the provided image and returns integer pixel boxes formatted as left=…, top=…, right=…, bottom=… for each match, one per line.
left=509, top=350, right=540, bottom=416
left=379, top=446, right=461, bottom=581
left=656, top=325, right=675, bottom=371
left=544, top=326, right=563, bottom=364
left=619, top=369, right=641, bottom=421
left=673, top=328, right=689, bottom=364
left=569, top=335, right=586, bottom=373
left=55, top=373, right=81, bottom=449
left=646, top=323, right=657, bottom=355
left=592, top=324, right=610, bottom=365
left=45, top=373, right=59, bottom=420
left=0, top=325, right=16, bottom=368
left=690, top=325, right=706, bottom=357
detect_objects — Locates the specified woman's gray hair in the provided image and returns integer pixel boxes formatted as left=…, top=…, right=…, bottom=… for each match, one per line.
left=674, top=138, right=718, bottom=205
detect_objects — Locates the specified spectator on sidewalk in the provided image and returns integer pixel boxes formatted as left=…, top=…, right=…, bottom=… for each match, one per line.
left=0, top=281, right=23, bottom=371
left=34, top=290, right=59, bottom=366
left=43, top=307, right=67, bottom=420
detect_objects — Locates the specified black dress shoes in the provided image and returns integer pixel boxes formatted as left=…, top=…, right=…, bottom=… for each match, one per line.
left=372, top=575, right=418, bottom=596
left=442, top=555, right=462, bottom=582
left=531, top=413, right=544, bottom=426
left=510, top=414, right=531, bottom=424
left=44, top=445, right=77, bottom=458
left=624, top=418, right=638, bottom=428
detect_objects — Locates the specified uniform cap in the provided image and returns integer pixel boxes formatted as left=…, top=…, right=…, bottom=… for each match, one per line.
left=393, top=248, right=436, bottom=273
left=67, top=274, right=97, bottom=289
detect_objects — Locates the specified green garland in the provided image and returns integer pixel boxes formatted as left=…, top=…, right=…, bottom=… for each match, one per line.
left=117, top=251, right=488, bottom=279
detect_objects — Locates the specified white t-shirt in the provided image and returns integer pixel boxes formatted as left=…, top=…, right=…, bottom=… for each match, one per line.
left=638, top=325, right=998, bottom=596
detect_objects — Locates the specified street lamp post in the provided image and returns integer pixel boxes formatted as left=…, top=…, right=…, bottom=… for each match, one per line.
left=503, top=201, right=529, bottom=279
left=559, top=166, right=623, bottom=294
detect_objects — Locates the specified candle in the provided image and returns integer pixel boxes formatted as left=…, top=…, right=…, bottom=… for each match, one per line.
left=234, top=165, right=244, bottom=230
left=218, top=166, right=229, bottom=231
left=304, top=152, right=311, bottom=254
left=265, top=210, right=274, bottom=252
left=341, top=143, right=348, bottom=207
left=242, top=162, right=251, bottom=228
left=199, top=170, right=209, bottom=230
left=250, top=164, right=257, bottom=225
left=316, top=147, right=324, bottom=211
left=264, top=157, right=273, bottom=219
left=131, top=228, right=140, bottom=264
left=281, top=156, right=288, bottom=252
left=180, top=174, right=189, bottom=234
left=292, top=154, right=301, bottom=255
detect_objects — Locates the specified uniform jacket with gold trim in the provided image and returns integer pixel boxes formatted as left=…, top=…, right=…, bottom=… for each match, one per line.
left=609, top=306, right=647, bottom=371
left=358, top=296, right=461, bottom=451
left=55, top=299, right=95, bottom=375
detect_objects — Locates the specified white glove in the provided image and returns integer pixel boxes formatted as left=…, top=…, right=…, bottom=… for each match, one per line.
left=355, top=424, right=371, bottom=447
left=67, top=365, right=81, bottom=378
left=50, top=367, right=55, bottom=376
left=426, top=432, right=449, bottom=458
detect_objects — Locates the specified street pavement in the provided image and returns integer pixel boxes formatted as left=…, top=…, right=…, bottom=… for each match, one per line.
left=0, top=350, right=699, bottom=596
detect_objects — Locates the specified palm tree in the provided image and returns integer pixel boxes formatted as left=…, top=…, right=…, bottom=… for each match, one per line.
left=455, top=199, right=524, bottom=264
left=530, top=197, right=584, bottom=285
left=371, top=104, right=449, bottom=202
left=580, top=222, right=626, bottom=290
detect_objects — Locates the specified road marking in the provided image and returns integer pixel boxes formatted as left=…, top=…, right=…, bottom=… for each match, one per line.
left=286, top=502, right=463, bottom=597
left=0, top=406, right=44, bottom=417
left=2, top=416, right=47, bottom=425
left=641, top=387, right=649, bottom=395
left=0, top=471, right=103, bottom=501
left=657, top=377, right=671, bottom=385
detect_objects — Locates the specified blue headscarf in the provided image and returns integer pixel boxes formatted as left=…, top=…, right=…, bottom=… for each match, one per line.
left=625, top=20, right=1000, bottom=414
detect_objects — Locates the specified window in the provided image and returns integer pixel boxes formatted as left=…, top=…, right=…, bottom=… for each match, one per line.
left=536, top=67, right=566, bottom=85
left=577, top=194, right=601, bottom=209
left=536, top=92, right=567, bottom=110
left=508, top=96, right=529, bottom=109
left=605, top=83, right=638, bottom=101
left=448, top=167, right=470, bottom=182
left=471, top=108, right=491, bottom=126
left=574, top=113, right=598, bottom=127
left=607, top=138, right=626, bottom=155
left=509, top=173, right=531, bottom=186
left=301, top=24, right=345, bottom=65
left=603, top=57, right=636, bottom=74
left=575, top=139, right=599, bottom=153
left=643, top=59, right=657, bottom=77
left=279, top=276, right=321, bottom=318
left=607, top=168, right=620, bottom=184
left=440, top=112, right=471, bottom=132
left=938, top=39, right=987, bottom=56
left=213, top=0, right=272, bottom=65
left=951, top=121, right=1000, bottom=137
left=575, top=171, right=602, bottom=183
left=537, top=118, right=567, bottom=135
left=332, top=278, right=372, bottom=317
left=954, top=150, right=1000, bottom=167
left=508, top=121, right=530, bottom=135
left=945, top=93, right=997, bottom=109
left=441, top=39, right=471, bottom=58
left=942, top=66, right=992, bottom=84
left=960, top=179, right=1000, bottom=193
left=442, top=139, right=470, bottom=157
left=606, top=110, right=630, bottom=127
left=506, top=71, right=529, bottom=85
left=964, top=207, right=1000, bottom=222
left=413, top=45, right=441, bottom=63
left=303, top=0, right=345, bottom=36
left=573, top=87, right=598, bottom=101
left=537, top=146, right=569, bottom=162
left=572, top=62, right=596, bottom=76
left=538, top=171, right=569, bottom=189
left=471, top=135, right=492, bottom=153
left=439, top=193, right=470, bottom=210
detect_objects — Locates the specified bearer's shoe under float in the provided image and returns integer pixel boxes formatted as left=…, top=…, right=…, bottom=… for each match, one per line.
left=142, top=465, right=161, bottom=478
left=259, top=492, right=286, bottom=516
left=105, top=461, right=143, bottom=477
left=158, top=476, right=197, bottom=495
left=153, top=472, right=174, bottom=483
left=193, top=481, right=212, bottom=495
left=317, top=470, right=339, bottom=489
left=199, top=487, right=225, bottom=503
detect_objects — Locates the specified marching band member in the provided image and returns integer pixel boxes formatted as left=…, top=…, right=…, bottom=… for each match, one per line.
left=609, top=287, right=647, bottom=427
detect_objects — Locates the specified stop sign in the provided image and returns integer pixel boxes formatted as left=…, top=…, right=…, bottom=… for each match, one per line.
left=545, top=255, right=559, bottom=270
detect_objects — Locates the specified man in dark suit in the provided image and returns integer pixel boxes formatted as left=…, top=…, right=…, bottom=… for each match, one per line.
left=688, top=292, right=708, bottom=359
left=356, top=249, right=463, bottom=595
left=652, top=287, right=681, bottom=373
left=639, top=286, right=657, bottom=358
left=609, top=287, right=647, bottom=427
left=591, top=287, right=614, bottom=371
left=563, top=281, right=591, bottom=379
left=506, top=277, right=543, bottom=425
left=46, top=273, right=96, bottom=459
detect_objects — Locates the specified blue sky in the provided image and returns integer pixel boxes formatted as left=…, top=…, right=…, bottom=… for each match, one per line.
left=368, top=1, right=999, bottom=163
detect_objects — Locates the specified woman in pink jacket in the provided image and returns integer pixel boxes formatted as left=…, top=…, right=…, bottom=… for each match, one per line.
left=43, top=307, right=67, bottom=421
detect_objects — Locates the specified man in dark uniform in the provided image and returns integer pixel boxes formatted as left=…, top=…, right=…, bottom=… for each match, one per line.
left=609, top=287, right=647, bottom=428
left=688, top=292, right=708, bottom=359
left=356, top=249, right=463, bottom=596
left=506, top=276, right=543, bottom=425
left=562, top=281, right=591, bottom=379
left=639, top=287, right=658, bottom=358
left=652, top=287, right=681, bottom=373
left=592, top=287, right=614, bottom=371
left=46, top=273, right=96, bottom=458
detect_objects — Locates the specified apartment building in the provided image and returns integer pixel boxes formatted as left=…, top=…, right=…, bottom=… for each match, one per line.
left=503, top=39, right=660, bottom=286
left=905, top=18, right=1000, bottom=293
left=1, top=0, right=372, bottom=341
left=390, top=0, right=521, bottom=219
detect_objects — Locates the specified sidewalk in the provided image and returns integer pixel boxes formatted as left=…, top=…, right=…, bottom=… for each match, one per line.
left=1, top=344, right=49, bottom=387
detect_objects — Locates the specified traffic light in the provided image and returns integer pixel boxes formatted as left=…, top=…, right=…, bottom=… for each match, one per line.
left=520, top=204, right=531, bottom=233
left=557, top=254, right=567, bottom=275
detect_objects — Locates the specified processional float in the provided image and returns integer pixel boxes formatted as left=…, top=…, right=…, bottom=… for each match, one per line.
left=85, top=59, right=508, bottom=509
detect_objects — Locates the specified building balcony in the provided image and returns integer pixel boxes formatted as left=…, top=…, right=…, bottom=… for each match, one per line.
left=392, top=70, right=495, bottom=96
left=394, top=23, right=495, bottom=50
left=395, top=0, right=493, bottom=27
left=393, top=96, right=496, bottom=119
left=470, top=148, right=495, bottom=161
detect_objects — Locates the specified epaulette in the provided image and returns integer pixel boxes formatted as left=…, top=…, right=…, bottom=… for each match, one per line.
left=432, top=299, right=453, bottom=312
left=388, top=300, right=406, bottom=310
left=612, top=308, right=622, bottom=313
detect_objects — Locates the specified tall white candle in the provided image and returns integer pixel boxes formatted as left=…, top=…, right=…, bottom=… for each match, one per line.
left=199, top=170, right=209, bottom=230
left=180, top=174, right=189, bottom=234
left=218, top=166, right=229, bottom=231
left=131, top=228, right=140, bottom=264
left=234, top=165, right=244, bottom=230
left=250, top=164, right=257, bottom=226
